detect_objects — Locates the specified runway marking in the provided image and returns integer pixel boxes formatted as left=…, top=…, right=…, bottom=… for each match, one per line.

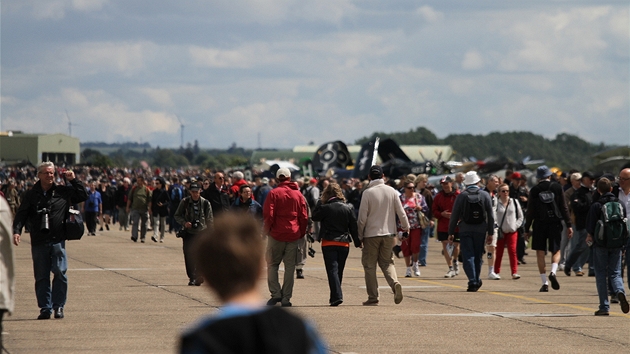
left=408, top=312, right=581, bottom=318
left=70, top=268, right=154, bottom=271
left=359, top=285, right=441, bottom=289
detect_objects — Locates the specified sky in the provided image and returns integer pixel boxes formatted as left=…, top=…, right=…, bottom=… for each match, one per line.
left=1, top=0, right=629, bottom=149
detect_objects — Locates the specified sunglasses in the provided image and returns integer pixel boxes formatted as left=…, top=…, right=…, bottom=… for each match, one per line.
left=405, top=186, right=415, bottom=189
left=500, top=190, right=509, bottom=193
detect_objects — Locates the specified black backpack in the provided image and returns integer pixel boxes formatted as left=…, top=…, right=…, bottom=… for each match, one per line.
left=462, top=190, right=486, bottom=225
left=537, top=184, right=561, bottom=222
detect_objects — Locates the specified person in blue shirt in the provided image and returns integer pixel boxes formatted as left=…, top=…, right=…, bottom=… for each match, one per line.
left=83, top=181, right=102, bottom=236
left=179, top=212, right=327, bottom=354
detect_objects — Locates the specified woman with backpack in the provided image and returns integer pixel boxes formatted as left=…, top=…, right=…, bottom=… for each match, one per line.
left=494, top=183, right=524, bottom=279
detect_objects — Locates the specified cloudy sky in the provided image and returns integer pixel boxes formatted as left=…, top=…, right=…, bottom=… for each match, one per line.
left=1, top=0, right=628, bottom=149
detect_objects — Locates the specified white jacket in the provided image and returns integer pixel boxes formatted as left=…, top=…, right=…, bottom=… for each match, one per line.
left=1, top=197, right=15, bottom=313
left=357, top=179, right=410, bottom=239
left=495, top=197, right=524, bottom=233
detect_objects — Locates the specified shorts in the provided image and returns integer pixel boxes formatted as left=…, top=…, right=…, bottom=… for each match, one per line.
left=531, top=222, right=562, bottom=253
left=438, top=231, right=459, bottom=243
left=401, top=228, right=422, bottom=257
left=487, top=228, right=498, bottom=247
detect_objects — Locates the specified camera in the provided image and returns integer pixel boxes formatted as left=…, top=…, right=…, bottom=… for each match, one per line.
left=176, top=229, right=187, bottom=238
left=38, top=208, right=51, bottom=234
left=308, top=246, right=316, bottom=258
left=192, top=220, right=200, bottom=229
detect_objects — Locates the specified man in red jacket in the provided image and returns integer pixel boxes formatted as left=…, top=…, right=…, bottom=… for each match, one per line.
left=263, top=168, right=308, bottom=307
left=432, top=176, right=461, bottom=278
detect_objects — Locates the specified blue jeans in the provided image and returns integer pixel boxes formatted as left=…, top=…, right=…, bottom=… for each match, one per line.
left=592, top=246, right=624, bottom=311
left=31, top=241, right=68, bottom=313
left=565, top=229, right=589, bottom=271
left=418, top=226, right=432, bottom=266
left=322, top=246, right=349, bottom=304
left=459, top=231, right=486, bottom=287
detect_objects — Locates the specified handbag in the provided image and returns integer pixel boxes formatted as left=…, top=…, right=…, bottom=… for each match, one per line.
left=65, top=207, right=85, bottom=241
left=496, top=199, right=511, bottom=240
left=415, top=193, right=430, bottom=229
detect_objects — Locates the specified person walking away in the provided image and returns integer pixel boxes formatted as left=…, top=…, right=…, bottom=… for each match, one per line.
left=357, top=165, right=409, bottom=306
left=1, top=197, right=15, bottom=349
left=494, top=183, right=524, bottom=280
left=151, top=178, right=170, bottom=243
left=263, top=168, right=308, bottom=307
left=174, top=181, right=213, bottom=286
left=311, top=183, right=361, bottom=306
left=127, top=176, right=152, bottom=243
left=523, top=166, right=573, bottom=292
left=448, top=171, right=495, bottom=292
left=585, top=177, right=629, bottom=316
left=179, top=212, right=326, bottom=354
left=12, top=162, right=88, bottom=319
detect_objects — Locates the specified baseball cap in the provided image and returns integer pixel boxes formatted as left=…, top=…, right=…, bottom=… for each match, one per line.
left=189, top=182, right=201, bottom=191
left=440, top=176, right=453, bottom=184
left=369, top=165, right=383, bottom=180
left=510, top=172, right=522, bottom=180
left=276, top=168, right=291, bottom=179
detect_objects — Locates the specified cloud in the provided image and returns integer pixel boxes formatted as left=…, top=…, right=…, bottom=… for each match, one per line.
left=461, top=50, right=484, bottom=70
left=4, top=0, right=108, bottom=20
left=416, top=6, right=444, bottom=23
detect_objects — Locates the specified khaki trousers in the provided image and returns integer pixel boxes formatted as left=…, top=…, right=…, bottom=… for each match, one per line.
left=361, top=236, right=399, bottom=301
left=267, top=237, right=299, bottom=303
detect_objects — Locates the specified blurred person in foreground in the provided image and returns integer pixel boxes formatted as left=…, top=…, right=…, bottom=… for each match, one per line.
left=311, top=183, right=361, bottom=306
left=179, top=212, right=326, bottom=354
left=1, top=196, right=15, bottom=349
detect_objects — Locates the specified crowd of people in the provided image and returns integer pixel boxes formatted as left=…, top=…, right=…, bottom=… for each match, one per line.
left=1, top=162, right=629, bottom=351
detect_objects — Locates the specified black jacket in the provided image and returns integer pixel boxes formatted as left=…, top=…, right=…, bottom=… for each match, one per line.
left=151, top=188, right=171, bottom=217
left=570, top=185, right=593, bottom=230
left=201, top=184, right=230, bottom=216
left=115, top=185, right=130, bottom=208
left=525, top=180, right=572, bottom=231
left=311, top=198, right=360, bottom=247
left=13, top=179, right=88, bottom=245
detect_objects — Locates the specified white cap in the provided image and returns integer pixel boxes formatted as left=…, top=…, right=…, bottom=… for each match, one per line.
left=276, top=168, right=291, bottom=179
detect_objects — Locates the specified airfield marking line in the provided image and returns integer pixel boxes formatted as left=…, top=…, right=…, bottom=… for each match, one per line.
left=345, top=266, right=630, bottom=318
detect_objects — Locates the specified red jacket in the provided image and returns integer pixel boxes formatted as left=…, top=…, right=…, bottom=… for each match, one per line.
left=263, top=181, right=308, bottom=242
left=432, top=189, right=460, bottom=233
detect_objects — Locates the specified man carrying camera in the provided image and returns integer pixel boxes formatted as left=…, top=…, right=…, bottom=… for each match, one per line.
left=12, top=162, right=88, bottom=320
left=174, top=182, right=213, bottom=286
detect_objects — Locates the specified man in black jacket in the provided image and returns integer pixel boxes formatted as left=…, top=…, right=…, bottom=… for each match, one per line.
left=563, top=171, right=594, bottom=276
left=12, top=162, right=88, bottom=320
left=201, top=172, right=230, bottom=217
left=524, top=166, right=573, bottom=292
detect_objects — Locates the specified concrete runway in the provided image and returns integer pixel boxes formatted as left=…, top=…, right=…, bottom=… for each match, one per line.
left=3, top=228, right=629, bottom=353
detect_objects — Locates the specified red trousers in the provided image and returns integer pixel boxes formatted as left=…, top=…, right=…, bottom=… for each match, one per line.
left=494, top=231, right=518, bottom=275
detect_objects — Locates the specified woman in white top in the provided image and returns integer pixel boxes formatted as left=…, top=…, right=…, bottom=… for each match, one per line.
left=494, top=183, right=524, bottom=279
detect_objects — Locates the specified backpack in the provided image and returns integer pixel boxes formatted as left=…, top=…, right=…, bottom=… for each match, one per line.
left=171, top=185, right=183, bottom=205
left=537, top=184, right=561, bottom=222
left=594, top=200, right=629, bottom=249
left=462, top=190, right=486, bottom=225
left=304, top=186, right=317, bottom=210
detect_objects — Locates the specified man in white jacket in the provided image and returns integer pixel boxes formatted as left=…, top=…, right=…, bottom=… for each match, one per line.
left=358, top=165, right=410, bottom=306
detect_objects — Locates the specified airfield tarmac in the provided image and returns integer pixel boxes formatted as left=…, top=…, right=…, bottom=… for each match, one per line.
left=3, top=228, right=629, bottom=353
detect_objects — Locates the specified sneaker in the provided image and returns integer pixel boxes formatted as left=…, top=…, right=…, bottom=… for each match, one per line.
left=151, top=236, right=158, bottom=243
left=394, top=283, right=403, bottom=304
left=549, top=272, right=560, bottom=290
left=539, top=284, right=549, bottom=292
left=558, top=263, right=565, bottom=271
left=488, top=272, right=501, bottom=280
left=412, top=264, right=420, bottom=277
left=444, top=269, right=456, bottom=278
left=362, top=299, right=379, bottom=306
left=453, top=262, right=460, bottom=275
left=594, top=309, right=609, bottom=316
left=330, top=299, right=343, bottom=307
left=618, top=292, right=629, bottom=314
left=159, top=239, right=164, bottom=243
left=512, top=274, right=521, bottom=280
left=405, top=267, right=412, bottom=278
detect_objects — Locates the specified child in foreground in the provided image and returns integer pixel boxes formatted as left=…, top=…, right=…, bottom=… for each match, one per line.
left=179, top=212, right=327, bottom=354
